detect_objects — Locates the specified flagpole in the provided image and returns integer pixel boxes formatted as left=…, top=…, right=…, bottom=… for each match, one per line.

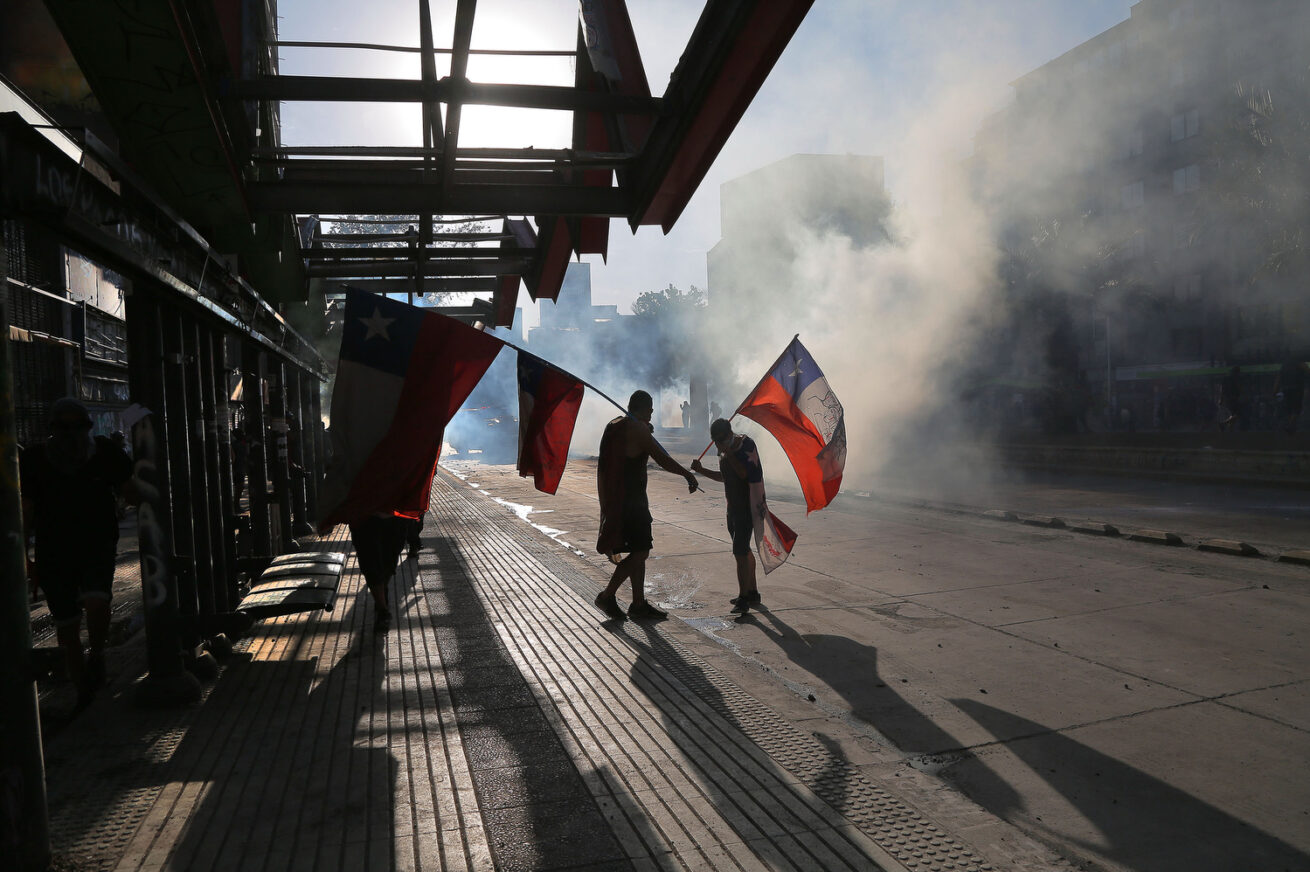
left=695, top=334, right=799, bottom=462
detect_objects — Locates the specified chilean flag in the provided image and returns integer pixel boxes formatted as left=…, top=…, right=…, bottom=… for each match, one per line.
left=317, top=291, right=504, bottom=532
left=738, top=337, right=846, bottom=512
left=516, top=351, right=584, bottom=494
left=751, top=481, right=799, bottom=574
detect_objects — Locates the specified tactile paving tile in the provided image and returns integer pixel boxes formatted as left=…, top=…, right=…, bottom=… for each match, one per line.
left=435, top=471, right=1049, bottom=872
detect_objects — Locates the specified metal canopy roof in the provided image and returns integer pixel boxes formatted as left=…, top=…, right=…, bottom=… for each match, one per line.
left=44, top=0, right=813, bottom=322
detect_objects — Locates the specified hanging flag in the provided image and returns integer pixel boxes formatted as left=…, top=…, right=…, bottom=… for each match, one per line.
left=751, top=481, right=799, bottom=574
left=516, top=351, right=585, bottom=494
left=737, top=337, right=846, bottom=512
left=317, top=290, right=504, bottom=532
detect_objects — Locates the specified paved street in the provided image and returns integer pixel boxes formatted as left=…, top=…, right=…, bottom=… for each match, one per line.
left=37, top=456, right=1308, bottom=871
left=455, top=456, right=1310, bottom=872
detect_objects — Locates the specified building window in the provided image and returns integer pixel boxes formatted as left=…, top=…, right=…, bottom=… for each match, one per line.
left=1128, top=231, right=1147, bottom=259
left=1125, top=128, right=1144, bottom=157
left=1121, top=180, right=1144, bottom=209
left=1170, top=109, right=1200, bottom=141
left=1173, top=164, right=1200, bottom=194
left=1174, top=222, right=1198, bottom=249
left=1173, top=274, right=1202, bottom=301
left=1172, top=328, right=1203, bottom=356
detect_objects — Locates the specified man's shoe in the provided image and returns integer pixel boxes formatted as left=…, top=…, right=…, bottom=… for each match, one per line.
left=628, top=600, right=668, bottom=621
left=374, top=608, right=392, bottom=633
left=730, top=591, right=762, bottom=606
left=594, top=592, right=626, bottom=620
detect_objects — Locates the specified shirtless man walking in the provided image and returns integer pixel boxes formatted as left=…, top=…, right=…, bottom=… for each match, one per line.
left=595, top=390, right=697, bottom=620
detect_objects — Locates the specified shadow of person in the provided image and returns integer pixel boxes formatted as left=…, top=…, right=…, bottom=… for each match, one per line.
left=951, top=698, right=1310, bottom=872
left=744, top=605, right=1022, bottom=810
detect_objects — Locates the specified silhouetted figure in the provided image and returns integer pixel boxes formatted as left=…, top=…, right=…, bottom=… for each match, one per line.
left=1274, top=357, right=1307, bottom=434
left=1219, top=366, right=1241, bottom=432
left=21, top=398, right=133, bottom=707
left=348, top=513, right=410, bottom=632
left=710, top=401, right=722, bottom=421
left=692, top=418, right=762, bottom=610
left=406, top=515, right=423, bottom=560
left=680, top=399, right=691, bottom=428
left=594, top=390, right=697, bottom=621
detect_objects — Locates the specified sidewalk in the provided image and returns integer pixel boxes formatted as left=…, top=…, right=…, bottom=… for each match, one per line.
left=39, top=469, right=1067, bottom=872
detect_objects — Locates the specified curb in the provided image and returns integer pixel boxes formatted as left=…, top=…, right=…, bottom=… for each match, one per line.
left=1127, top=529, right=1185, bottom=547
left=1198, top=539, right=1261, bottom=557
left=1277, top=550, right=1310, bottom=567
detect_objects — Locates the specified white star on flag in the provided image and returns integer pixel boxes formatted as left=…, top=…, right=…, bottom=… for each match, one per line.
left=360, top=308, right=395, bottom=341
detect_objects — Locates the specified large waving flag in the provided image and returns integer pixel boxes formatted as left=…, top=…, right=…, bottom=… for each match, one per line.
left=318, top=291, right=504, bottom=532
left=516, top=351, right=584, bottom=494
left=737, top=337, right=846, bottom=512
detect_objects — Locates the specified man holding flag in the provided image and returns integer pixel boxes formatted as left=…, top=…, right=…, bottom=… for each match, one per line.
left=692, top=418, right=797, bottom=610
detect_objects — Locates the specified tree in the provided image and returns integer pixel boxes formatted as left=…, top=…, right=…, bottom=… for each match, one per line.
left=618, top=283, right=709, bottom=390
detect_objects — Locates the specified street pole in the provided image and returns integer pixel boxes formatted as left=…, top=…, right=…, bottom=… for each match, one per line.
left=0, top=227, right=51, bottom=871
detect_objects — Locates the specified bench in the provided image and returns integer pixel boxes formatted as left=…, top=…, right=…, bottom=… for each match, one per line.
left=235, top=551, right=347, bottom=621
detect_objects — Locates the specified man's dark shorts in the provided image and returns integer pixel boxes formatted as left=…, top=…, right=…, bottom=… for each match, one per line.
left=726, top=507, right=754, bottom=557
left=37, top=545, right=115, bottom=626
left=620, top=499, right=654, bottom=553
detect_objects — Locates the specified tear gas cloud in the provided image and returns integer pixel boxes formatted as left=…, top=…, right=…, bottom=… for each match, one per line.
left=445, top=1, right=1310, bottom=497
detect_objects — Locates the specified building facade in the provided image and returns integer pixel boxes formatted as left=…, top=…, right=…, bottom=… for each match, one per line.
left=971, top=0, right=1310, bottom=430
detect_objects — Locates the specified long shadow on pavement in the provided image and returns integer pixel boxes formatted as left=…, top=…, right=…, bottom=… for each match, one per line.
left=426, top=533, right=633, bottom=871
left=951, top=698, right=1310, bottom=872
left=745, top=605, right=1308, bottom=871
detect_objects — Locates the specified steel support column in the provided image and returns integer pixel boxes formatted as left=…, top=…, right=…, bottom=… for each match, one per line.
left=0, top=222, right=51, bottom=872
left=267, top=361, right=293, bottom=550
left=308, top=379, right=323, bottom=524
left=196, top=322, right=230, bottom=612
left=123, top=291, right=201, bottom=706
left=286, top=371, right=312, bottom=537
left=241, top=344, right=272, bottom=556
left=181, top=319, right=216, bottom=619
left=210, top=330, right=239, bottom=600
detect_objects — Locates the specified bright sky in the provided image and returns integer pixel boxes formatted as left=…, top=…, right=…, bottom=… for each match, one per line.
left=277, top=1, right=1135, bottom=326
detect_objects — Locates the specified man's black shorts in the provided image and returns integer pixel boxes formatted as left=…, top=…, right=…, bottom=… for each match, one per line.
left=726, top=507, right=754, bottom=556
left=619, top=500, right=654, bottom=553
left=36, top=544, right=116, bottom=626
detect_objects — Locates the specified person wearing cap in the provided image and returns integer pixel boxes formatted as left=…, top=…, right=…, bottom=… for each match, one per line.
left=21, top=398, right=133, bottom=707
left=691, top=418, right=762, bottom=611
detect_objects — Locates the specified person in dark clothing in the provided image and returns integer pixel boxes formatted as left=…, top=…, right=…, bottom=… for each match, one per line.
left=692, top=418, right=763, bottom=610
left=348, top=513, right=411, bottom=632
left=21, top=398, right=133, bottom=706
left=594, top=390, right=698, bottom=621
left=1274, top=357, right=1307, bottom=434
left=1219, top=366, right=1241, bottom=432
left=406, top=514, right=424, bottom=560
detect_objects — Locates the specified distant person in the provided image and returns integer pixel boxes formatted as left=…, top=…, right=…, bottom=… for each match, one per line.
left=1219, top=366, right=1241, bottom=432
left=21, top=398, right=133, bottom=707
left=710, top=401, right=722, bottom=421
left=348, top=513, right=411, bottom=632
left=691, top=418, right=762, bottom=611
left=1274, top=356, right=1307, bottom=434
left=680, top=399, right=691, bottom=428
left=595, top=390, right=698, bottom=620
